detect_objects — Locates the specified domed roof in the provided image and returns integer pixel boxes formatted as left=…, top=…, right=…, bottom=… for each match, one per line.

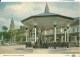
left=21, top=3, right=74, bottom=22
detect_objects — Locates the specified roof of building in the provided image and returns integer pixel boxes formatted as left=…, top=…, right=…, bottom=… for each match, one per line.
left=21, top=3, right=74, bottom=22
left=71, top=17, right=79, bottom=26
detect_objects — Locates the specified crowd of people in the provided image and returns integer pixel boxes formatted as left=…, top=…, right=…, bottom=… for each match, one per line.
left=25, top=41, right=69, bottom=49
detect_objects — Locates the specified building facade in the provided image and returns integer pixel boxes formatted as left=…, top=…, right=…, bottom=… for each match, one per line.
left=21, top=4, right=79, bottom=48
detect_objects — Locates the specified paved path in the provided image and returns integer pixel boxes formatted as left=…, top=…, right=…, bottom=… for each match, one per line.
left=0, top=45, right=79, bottom=54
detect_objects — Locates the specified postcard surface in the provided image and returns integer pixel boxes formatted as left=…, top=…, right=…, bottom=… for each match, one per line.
left=0, top=1, right=80, bottom=57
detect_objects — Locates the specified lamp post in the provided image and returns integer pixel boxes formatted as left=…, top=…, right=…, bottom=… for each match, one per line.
left=67, top=25, right=69, bottom=43
left=26, top=28, right=28, bottom=42
left=54, top=23, right=57, bottom=49
left=33, top=23, right=37, bottom=48
left=64, top=28, right=67, bottom=47
left=64, top=29, right=67, bottom=42
left=67, top=25, right=69, bottom=48
left=1, top=35, right=4, bottom=45
left=54, top=24, right=57, bottom=42
left=34, top=24, right=37, bottom=43
left=61, top=27, right=63, bottom=42
left=25, top=28, right=28, bottom=47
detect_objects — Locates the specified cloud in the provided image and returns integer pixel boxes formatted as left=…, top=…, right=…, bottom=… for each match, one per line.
left=49, top=3, right=79, bottom=17
left=0, top=2, right=79, bottom=31
left=0, top=17, right=23, bottom=31
left=14, top=20, right=23, bottom=28
left=0, top=17, right=10, bottom=31
left=3, top=3, right=45, bottom=20
left=0, top=17, right=10, bottom=27
left=3, top=2, right=79, bottom=19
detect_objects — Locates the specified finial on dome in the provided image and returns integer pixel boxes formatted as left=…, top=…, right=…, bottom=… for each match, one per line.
left=44, top=3, right=49, bottom=13
left=11, top=14, right=14, bottom=20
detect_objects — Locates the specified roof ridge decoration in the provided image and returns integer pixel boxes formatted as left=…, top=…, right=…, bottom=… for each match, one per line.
left=11, top=14, right=14, bottom=20
left=44, top=3, right=49, bottom=13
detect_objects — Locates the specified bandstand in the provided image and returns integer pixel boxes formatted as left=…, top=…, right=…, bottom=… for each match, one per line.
left=21, top=4, right=74, bottom=48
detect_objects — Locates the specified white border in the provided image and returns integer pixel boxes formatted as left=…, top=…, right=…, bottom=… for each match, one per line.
left=0, top=54, right=80, bottom=57
left=1, top=0, right=76, bottom=2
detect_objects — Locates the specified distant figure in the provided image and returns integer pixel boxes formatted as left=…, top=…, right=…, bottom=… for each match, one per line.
left=0, top=0, right=1, bottom=2
left=72, top=54, right=76, bottom=57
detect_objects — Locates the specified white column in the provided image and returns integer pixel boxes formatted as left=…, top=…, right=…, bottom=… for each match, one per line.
left=67, top=26, right=69, bottom=42
left=54, top=25, right=57, bottom=42
left=44, top=29, right=47, bottom=42
left=74, top=36, right=77, bottom=43
left=61, top=27, right=63, bottom=42
left=64, top=29, right=67, bottom=42
left=34, top=25, right=37, bottom=42
left=45, top=30, right=47, bottom=35
left=61, top=36, right=64, bottom=42
left=29, top=30, right=32, bottom=42
left=26, top=28, right=28, bottom=42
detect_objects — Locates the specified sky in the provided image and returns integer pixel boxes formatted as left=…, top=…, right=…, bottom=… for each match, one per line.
left=0, top=2, right=80, bottom=31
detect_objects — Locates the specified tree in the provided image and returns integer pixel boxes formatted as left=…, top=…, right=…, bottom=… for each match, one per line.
left=1, top=26, right=10, bottom=42
left=2, top=26, right=8, bottom=32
